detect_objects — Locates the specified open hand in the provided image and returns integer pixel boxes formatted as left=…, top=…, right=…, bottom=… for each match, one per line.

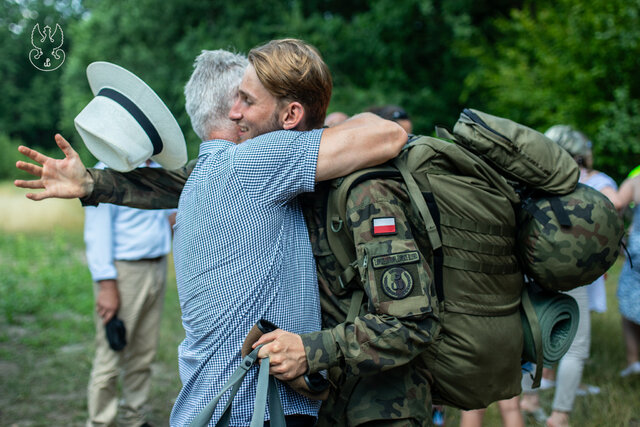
left=14, top=134, right=94, bottom=200
left=254, top=329, right=308, bottom=381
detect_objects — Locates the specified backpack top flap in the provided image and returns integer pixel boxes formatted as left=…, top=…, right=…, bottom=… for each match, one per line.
left=437, top=109, right=579, bottom=195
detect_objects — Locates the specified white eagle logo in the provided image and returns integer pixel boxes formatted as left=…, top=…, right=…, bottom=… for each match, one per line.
left=29, top=23, right=65, bottom=71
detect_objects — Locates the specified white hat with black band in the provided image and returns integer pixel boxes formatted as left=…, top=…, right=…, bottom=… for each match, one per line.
left=74, top=61, right=187, bottom=172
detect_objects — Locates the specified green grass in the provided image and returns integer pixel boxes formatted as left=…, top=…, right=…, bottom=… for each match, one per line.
left=0, top=218, right=639, bottom=425
left=0, top=229, right=183, bottom=425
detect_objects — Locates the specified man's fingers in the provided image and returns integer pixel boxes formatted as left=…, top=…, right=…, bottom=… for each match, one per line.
left=16, top=160, right=43, bottom=177
left=14, top=179, right=44, bottom=189
left=25, top=191, right=51, bottom=201
left=18, top=145, right=49, bottom=165
left=257, top=344, right=270, bottom=359
left=253, top=329, right=283, bottom=348
left=55, top=134, right=77, bottom=159
left=102, top=311, right=115, bottom=325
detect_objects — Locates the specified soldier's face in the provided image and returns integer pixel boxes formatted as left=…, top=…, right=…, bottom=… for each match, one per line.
left=229, top=64, right=283, bottom=142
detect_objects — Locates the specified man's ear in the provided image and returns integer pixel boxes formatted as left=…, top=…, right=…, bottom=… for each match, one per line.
left=280, top=102, right=305, bottom=130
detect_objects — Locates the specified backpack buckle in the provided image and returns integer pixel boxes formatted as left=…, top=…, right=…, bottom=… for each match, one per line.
left=331, top=217, right=343, bottom=232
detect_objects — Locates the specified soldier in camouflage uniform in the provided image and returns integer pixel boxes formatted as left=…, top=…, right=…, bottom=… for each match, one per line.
left=78, top=154, right=440, bottom=427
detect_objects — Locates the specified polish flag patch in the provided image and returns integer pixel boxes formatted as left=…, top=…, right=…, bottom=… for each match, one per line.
left=372, top=217, right=397, bottom=236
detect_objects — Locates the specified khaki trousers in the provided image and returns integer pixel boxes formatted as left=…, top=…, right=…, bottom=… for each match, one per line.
left=87, top=257, right=167, bottom=427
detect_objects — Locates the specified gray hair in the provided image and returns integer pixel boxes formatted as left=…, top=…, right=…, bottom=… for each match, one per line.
left=184, top=50, right=248, bottom=141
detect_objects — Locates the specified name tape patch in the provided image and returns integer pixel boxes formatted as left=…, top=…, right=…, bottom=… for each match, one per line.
left=372, top=251, right=420, bottom=269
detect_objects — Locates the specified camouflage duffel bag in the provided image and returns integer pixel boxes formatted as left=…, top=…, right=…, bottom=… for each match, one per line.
left=517, top=183, right=624, bottom=291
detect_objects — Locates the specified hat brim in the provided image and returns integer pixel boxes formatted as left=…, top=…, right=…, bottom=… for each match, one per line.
left=86, top=61, right=187, bottom=170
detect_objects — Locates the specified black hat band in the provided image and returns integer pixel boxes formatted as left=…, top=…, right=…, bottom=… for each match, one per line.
left=97, top=88, right=163, bottom=156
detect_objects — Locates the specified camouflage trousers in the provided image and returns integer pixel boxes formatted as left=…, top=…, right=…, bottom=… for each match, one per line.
left=316, top=362, right=433, bottom=427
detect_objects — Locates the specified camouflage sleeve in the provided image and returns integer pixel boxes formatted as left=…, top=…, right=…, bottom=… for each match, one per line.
left=80, top=159, right=196, bottom=209
left=302, top=178, right=439, bottom=376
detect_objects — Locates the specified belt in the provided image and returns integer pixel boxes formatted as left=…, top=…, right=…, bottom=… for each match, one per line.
left=116, top=256, right=165, bottom=263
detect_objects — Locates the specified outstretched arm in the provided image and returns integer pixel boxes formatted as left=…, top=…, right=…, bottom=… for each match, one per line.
left=81, top=164, right=191, bottom=209
left=14, top=134, right=94, bottom=200
left=15, top=133, right=190, bottom=209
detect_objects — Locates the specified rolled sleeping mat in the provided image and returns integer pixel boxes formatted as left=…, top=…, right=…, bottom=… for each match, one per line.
left=241, top=319, right=330, bottom=401
left=521, top=289, right=579, bottom=368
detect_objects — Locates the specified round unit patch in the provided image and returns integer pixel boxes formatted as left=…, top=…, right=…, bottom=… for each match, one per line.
left=381, top=267, right=414, bottom=299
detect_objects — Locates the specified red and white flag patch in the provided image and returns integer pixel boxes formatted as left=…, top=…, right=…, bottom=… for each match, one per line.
left=372, top=217, right=397, bottom=235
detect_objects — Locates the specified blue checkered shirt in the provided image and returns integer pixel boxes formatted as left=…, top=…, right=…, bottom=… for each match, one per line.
left=170, top=129, right=324, bottom=426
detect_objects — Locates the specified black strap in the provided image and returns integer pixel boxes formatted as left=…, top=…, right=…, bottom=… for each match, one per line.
left=97, top=88, right=163, bottom=155
left=548, top=197, right=572, bottom=228
left=621, top=240, right=633, bottom=269
left=423, top=191, right=445, bottom=302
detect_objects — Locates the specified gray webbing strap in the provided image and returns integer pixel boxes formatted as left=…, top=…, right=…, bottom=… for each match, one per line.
left=338, top=262, right=358, bottom=289
left=393, top=157, right=442, bottom=251
left=521, top=289, right=543, bottom=388
left=330, top=290, right=365, bottom=424
left=346, top=290, right=365, bottom=323
left=188, top=346, right=285, bottom=427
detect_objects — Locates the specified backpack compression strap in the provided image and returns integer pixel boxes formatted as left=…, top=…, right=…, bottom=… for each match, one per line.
left=393, top=156, right=443, bottom=252
left=326, top=166, right=400, bottom=285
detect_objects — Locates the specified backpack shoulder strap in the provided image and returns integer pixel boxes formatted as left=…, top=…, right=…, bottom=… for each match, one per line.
left=325, top=166, right=399, bottom=271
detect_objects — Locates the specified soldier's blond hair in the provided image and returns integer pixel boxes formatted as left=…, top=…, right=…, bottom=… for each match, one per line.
left=248, top=39, right=332, bottom=130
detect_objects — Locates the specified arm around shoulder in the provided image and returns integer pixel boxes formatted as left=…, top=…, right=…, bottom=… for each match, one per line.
left=315, top=113, right=407, bottom=182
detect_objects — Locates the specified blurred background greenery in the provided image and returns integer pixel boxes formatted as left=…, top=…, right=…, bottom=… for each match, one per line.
left=2, top=0, right=639, bottom=181
left=2, top=1, right=640, bottom=424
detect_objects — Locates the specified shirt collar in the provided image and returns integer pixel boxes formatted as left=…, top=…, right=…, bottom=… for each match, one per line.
left=198, top=138, right=234, bottom=157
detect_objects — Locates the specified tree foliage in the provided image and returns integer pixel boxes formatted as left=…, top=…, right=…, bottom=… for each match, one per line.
left=0, top=0, right=83, bottom=150
left=2, top=0, right=638, bottom=181
left=460, top=0, right=640, bottom=180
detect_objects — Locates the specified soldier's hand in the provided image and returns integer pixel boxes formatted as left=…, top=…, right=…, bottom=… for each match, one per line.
left=255, top=329, right=308, bottom=381
left=96, top=279, right=120, bottom=324
left=14, top=134, right=94, bottom=201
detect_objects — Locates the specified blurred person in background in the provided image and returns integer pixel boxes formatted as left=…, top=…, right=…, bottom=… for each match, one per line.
left=612, top=171, right=640, bottom=377
left=460, top=396, right=524, bottom=427
left=367, top=104, right=413, bottom=134
left=324, top=111, right=349, bottom=127
left=84, top=159, right=175, bottom=427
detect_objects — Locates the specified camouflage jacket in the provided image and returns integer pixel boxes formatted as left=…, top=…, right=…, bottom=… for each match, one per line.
left=301, top=178, right=438, bottom=426
left=83, top=166, right=439, bottom=425
left=81, top=160, right=196, bottom=208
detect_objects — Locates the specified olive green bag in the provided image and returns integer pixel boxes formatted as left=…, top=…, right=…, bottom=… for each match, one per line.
left=435, top=108, right=579, bottom=195
left=327, top=136, right=525, bottom=410
left=438, top=108, right=623, bottom=292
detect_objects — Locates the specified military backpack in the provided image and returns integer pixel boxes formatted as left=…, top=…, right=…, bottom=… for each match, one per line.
left=324, top=109, right=623, bottom=410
